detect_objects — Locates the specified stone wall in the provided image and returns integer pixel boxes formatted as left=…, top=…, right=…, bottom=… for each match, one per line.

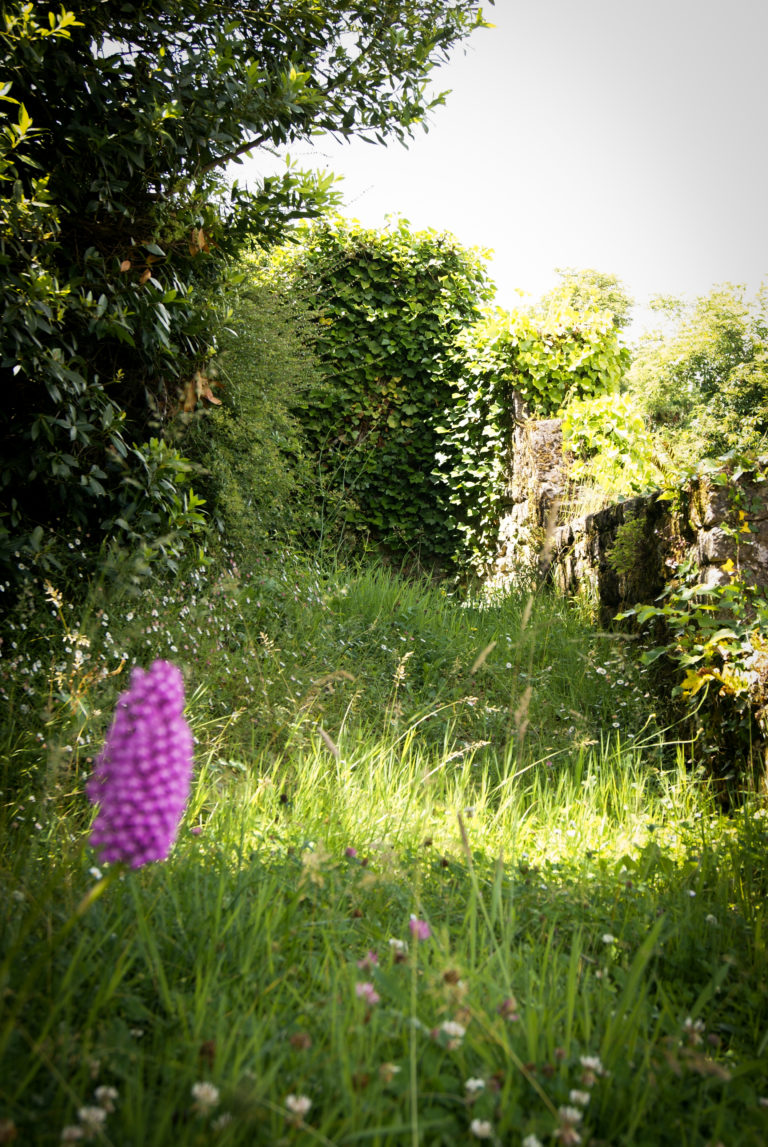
left=487, top=400, right=569, bottom=592
left=486, top=404, right=768, bottom=787
left=489, top=410, right=768, bottom=624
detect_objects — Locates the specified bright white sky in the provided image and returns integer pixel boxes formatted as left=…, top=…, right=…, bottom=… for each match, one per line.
left=236, top=0, right=768, bottom=334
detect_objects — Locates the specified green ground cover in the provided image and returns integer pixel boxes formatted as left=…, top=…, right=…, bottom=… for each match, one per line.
left=1, top=555, right=767, bottom=1145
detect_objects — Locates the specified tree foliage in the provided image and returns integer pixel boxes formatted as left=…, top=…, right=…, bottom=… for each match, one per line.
left=627, top=284, right=768, bottom=469
left=561, top=392, right=666, bottom=499
left=0, top=0, right=490, bottom=581
left=541, top=267, right=634, bottom=332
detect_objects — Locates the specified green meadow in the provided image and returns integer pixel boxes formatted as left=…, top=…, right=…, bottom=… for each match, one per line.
left=2, top=554, right=766, bottom=1146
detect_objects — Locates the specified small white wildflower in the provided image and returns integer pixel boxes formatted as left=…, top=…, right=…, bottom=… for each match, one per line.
left=94, top=1085, right=118, bottom=1112
left=465, top=1078, right=486, bottom=1094
left=579, top=1055, right=603, bottom=1072
left=569, top=1090, right=591, bottom=1106
left=191, top=1081, right=220, bottom=1111
left=683, top=1016, right=705, bottom=1045
left=470, top=1118, right=494, bottom=1139
left=522, top=1136, right=544, bottom=1147
left=558, top=1105, right=583, bottom=1124
left=77, top=1107, right=107, bottom=1136
left=60, top=1128, right=84, bottom=1143
left=379, top=1062, right=402, bottom=1083
left=439, top=1019, right=466, bottom=1048
left=705, top=914, right=718, bottom=926
left=601, top=933, right=616, bottom=945
left=88, top=867, right=102, bottom=881
left=285, top=1094, right=312, bottom=1118
left=388, top=938, right=407, bottom=953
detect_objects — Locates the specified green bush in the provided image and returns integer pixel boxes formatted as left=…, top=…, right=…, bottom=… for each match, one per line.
left=193, top=279, right=320, bottom=555
left=1, top=1, right=486, bottom=582
left=628, top=284, right=768, bottom=471
left=266, top=217, right=495, bottom=564
left=561, top=392, right=666, bottom=499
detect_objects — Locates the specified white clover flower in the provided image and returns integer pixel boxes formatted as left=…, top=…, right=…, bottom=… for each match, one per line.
left=558, top=1105, right=584, bottom=1124
left=191, top=1081, right=220, bottom=1111
left=440, top=1020, right=466, bottom=1039
left=379, top=1062, right=402, bottom=1083
left=285, top=1094, right=312, bottom=1118
left=683, top=1016, right=705, bottom=1045
left=388, top=938, right=407, bottom=953
left=465, top=1077, right=486, bottom=1094
left=601, top=933, right=616, bottom=944
left=60, top=1129, right=84, bottom=1143
left=77, top=1107, right=107, bottom=1136
left=470, top=1118, right=493, bottom=1139
left=522, top=1136, right=544, bottom=1147
left=94, top=1085, right=118, bottom=1113
left=569, top=1089, right=591, bottom=1106
left=579, top=1055, right=604, bottom=1072
left=438, top=1019, right=466, bottom=1048
left=579, top=1053, right=607, bottom=1086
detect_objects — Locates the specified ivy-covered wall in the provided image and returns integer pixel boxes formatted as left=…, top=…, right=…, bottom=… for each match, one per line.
left=489, top=419, right=768, bottom=786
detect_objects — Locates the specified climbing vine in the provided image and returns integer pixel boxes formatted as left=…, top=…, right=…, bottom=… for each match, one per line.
left=269, top=217, right=494, bottom=561
left=264, top=228, right=631, bottom=573
left=618, top=459, right=768, bottom=784
left=561, top=392, right=665, bottom=498
left=435, top=303, right=630, bottom=574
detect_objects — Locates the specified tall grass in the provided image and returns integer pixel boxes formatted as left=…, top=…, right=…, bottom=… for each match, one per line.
left=1, top=553, right=766, bottom=1145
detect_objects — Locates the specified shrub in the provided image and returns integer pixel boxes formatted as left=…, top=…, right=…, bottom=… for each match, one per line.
left=193, top=279, right=320, bottom=555
left=267, top=217, right=495, bottom=565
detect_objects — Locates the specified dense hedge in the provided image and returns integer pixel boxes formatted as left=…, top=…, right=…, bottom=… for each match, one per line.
left=272, top=218, right=494, bottom=563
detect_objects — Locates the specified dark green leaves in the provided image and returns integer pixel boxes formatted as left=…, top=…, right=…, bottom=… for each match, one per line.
left=269, top=218, right=493, bottom=562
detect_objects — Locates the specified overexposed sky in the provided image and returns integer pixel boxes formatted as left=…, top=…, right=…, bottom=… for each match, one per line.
left=235, top=0, right=768, bottom=330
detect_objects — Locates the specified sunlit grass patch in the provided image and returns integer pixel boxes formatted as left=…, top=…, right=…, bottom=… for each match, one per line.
left=1, top=553, right=767, bottom=1145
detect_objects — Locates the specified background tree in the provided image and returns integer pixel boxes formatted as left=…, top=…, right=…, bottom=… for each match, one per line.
left=540, top=267, right=634, bottom=332
left=0, top=0, right=491, bottom=582
left=627, top=283, right=768, bottom=470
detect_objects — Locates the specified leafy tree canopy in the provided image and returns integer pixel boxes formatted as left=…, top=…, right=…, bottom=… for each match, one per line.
left=540, top=267, right=634, bottom=332
left=0, top=0, right=491, bottom=582
left=627, top=283, right=768, bottom=468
